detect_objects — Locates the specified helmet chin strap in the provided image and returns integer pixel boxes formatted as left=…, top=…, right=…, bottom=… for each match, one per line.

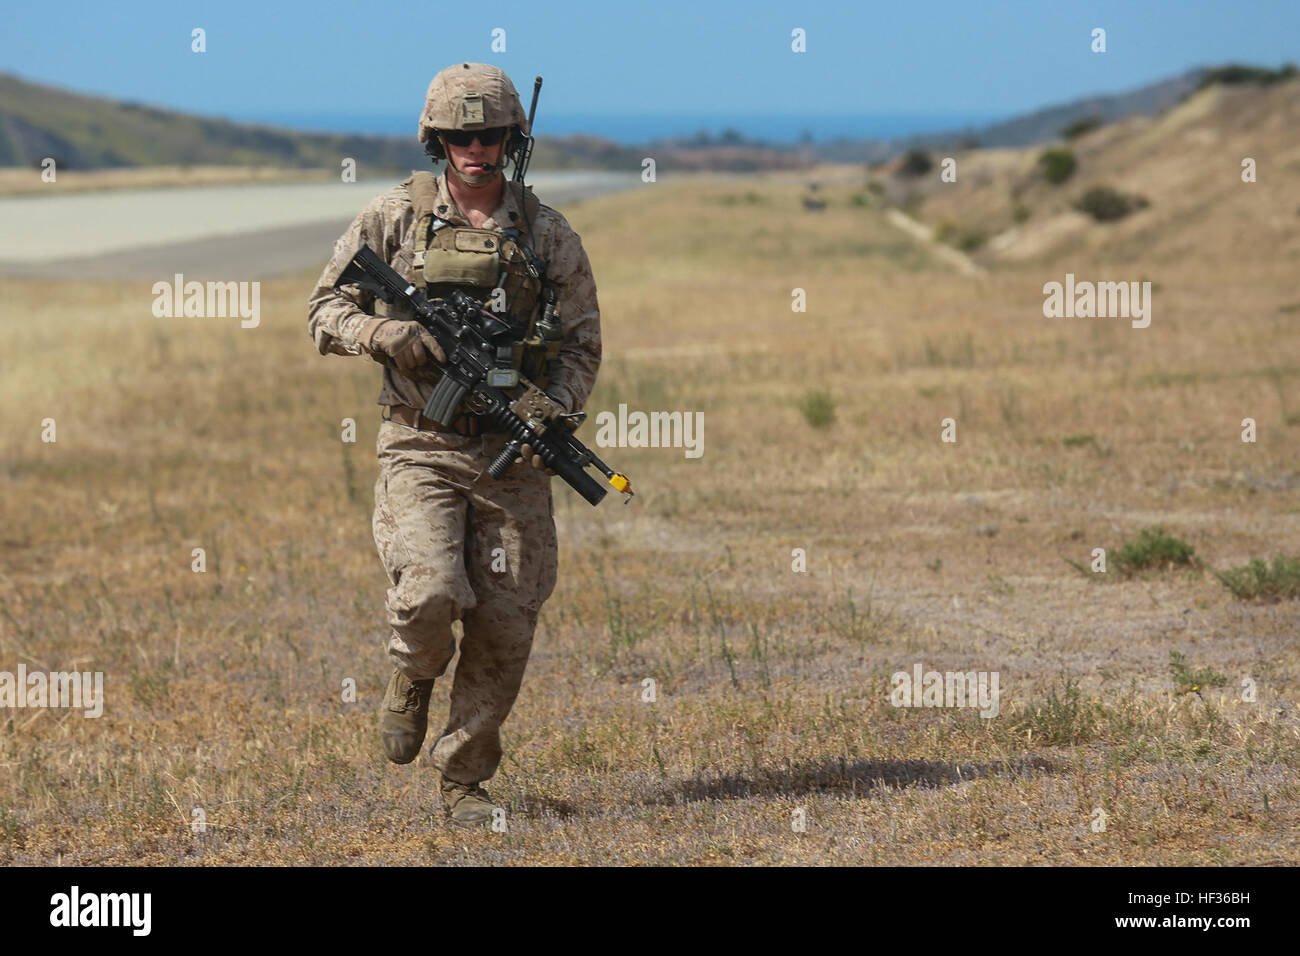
left=442, top=138, right=504, bottom=187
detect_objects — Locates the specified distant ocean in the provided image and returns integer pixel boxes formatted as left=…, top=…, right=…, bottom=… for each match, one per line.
left=233, top=111, right=1001, bottom=144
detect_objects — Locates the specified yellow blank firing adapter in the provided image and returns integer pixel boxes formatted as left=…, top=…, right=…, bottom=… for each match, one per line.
left=590, top=454, right=633, bottom=503
left=610, top=472, right=633, bottom=501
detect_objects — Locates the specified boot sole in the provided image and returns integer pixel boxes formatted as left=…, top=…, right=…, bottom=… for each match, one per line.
left=381, top=733, right=426, bottom=765
left=448, top=815, right=492, bottom=828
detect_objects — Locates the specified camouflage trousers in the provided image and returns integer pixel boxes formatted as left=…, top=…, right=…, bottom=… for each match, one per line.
left=372, top=417, right=558, bottom=783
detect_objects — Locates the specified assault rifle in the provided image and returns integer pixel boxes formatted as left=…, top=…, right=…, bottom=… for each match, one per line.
left=335, top=243, right=633, bottom=506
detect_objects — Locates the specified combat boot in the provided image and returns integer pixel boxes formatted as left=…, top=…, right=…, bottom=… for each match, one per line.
left=379, top=669, right=434, bottom=765
left=439, top=775, right=498, bottom=827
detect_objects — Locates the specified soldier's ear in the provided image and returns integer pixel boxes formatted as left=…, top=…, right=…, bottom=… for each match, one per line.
left=424, top=136, right=446, bottom=163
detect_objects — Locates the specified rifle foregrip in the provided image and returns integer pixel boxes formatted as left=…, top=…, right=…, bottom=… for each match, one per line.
left=487, top=440, right=521, bottom=479
left=486, top=406, right=607, bottom=506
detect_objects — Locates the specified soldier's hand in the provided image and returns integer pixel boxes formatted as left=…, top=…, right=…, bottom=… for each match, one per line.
left=358, top=319, right=446, bottom=370
left=516, top=443, right=556, bottom=476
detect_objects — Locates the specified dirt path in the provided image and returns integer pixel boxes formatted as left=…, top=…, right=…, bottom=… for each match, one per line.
left=885, top=207, right=985, bottom=276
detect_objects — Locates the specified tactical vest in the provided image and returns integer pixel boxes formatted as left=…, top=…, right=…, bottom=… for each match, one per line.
left=400, top=171, right=563, bottom=390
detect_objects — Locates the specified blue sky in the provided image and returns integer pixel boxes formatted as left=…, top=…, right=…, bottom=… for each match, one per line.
left=1, top=0, right=1295, bottom=140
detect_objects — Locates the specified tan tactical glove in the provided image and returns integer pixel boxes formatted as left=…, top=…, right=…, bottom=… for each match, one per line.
left=357, top=318, right=446, bottom=371
left=516, top=443, right=556, bottom=476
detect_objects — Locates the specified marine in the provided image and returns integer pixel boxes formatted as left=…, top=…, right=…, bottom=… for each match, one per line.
left=307, top=62, right=601, bottom=826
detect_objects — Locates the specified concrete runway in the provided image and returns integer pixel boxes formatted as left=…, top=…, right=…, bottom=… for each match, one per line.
left=0, top=171, right=639, bottom=279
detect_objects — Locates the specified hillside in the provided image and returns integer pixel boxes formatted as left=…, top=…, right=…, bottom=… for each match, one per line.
left=814, top=69, right=1211, bottom=164
left=927, top=69, right=1208, bottom=149
left=0, top=72, right=645, bottom=174
left=878, top=76, right=1300, bottom=270
left=0, top=73, right=423, bottom=171
left=0, top=67, right=1281, bottom=176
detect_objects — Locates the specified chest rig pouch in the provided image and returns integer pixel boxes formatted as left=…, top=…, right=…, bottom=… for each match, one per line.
left=401, top=171, right=564, bottom=392
left=422, top=226, right=502, bottom=287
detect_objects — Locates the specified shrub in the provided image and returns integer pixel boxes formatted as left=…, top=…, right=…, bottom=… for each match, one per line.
left=1075, top=185, right=1149, bottom=222
left=1037, top=148, right=1077, bottom=185
left=797, top=389, right=835, bottom=428
left=1214, top=554, right=1300, bottom=602
left=896, top=149, right=934, bottom=178
left=1112, top=526, right=1197, bottom=576
left=1199, top=63, right=1298, bottom=89
left=1007, top=677, right=1105, bottom=746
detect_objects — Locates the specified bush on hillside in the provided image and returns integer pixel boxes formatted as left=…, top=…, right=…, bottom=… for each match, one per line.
left=1199, top=63, right=1297, bottom=89
left=896, top=149, right=934, bottom=178
left=1075, top=185, right=1150, bottom=222
left=1037, top=148, right=1077, bottom=185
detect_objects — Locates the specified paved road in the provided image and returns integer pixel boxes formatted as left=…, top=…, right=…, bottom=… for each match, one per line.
left=0, top=172, right=639, bottom=279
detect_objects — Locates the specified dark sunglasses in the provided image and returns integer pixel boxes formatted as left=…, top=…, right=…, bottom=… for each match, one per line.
left=440, top=127, right=508, bottom=147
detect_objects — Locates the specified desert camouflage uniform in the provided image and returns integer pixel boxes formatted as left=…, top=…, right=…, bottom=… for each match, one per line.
left=308, top=172, right=600, bottom=783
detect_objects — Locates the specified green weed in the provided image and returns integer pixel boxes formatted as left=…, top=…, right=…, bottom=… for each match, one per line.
left=1214, top=554, right=1300, bottom=602
left=1112, top=526, right=1197, bottom=576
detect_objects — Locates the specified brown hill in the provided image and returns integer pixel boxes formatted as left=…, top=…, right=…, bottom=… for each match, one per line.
left=888, top=78, right=1300, bottom=270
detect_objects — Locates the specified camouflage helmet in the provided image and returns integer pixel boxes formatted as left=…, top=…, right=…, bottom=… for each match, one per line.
left=418, top=62, right=529, bottom=145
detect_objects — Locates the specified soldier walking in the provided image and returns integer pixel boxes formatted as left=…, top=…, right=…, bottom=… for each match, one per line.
left=308, top=63, right=601, bottom=826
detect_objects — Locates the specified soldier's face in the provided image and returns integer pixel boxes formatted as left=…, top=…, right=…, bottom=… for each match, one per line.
left=441, top=131, right=505, bottom=179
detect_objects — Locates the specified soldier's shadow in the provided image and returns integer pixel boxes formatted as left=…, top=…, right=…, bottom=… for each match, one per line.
left=651, top=755, right=1057, bottom=805
left=515, top=755, right=1056, bottom=818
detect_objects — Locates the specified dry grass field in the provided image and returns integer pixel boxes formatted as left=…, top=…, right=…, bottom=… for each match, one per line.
left=1, top=84, right=1298, bottom=865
